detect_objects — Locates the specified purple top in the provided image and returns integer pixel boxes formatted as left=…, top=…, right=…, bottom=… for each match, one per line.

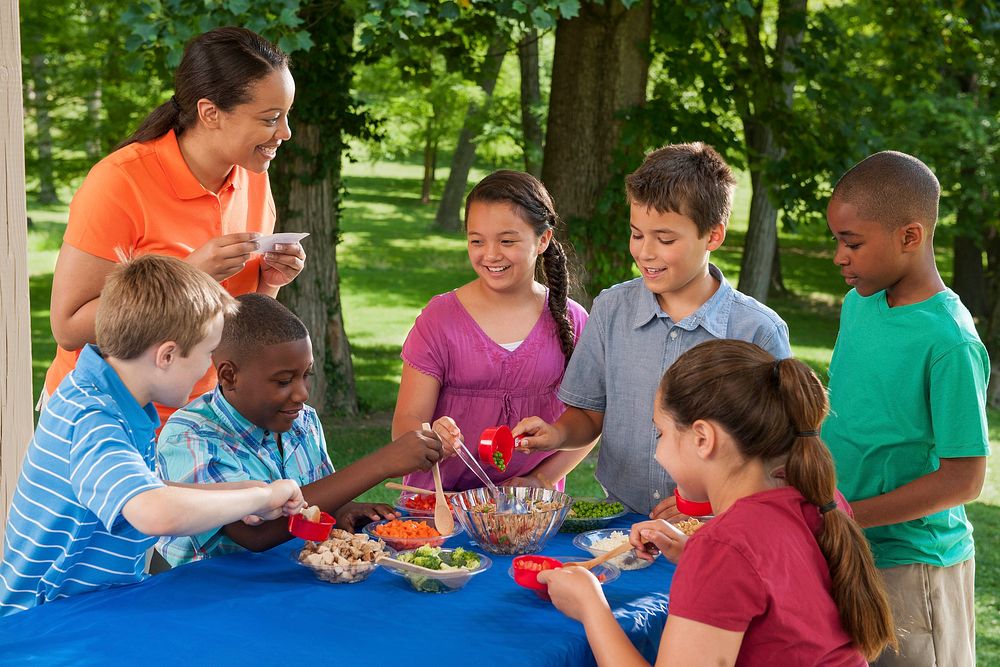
left=401, top=290, right=588, bottom=492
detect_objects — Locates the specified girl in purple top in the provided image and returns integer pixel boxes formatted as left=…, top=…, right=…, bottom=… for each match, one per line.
left=392, top=171, right=592, bottom=492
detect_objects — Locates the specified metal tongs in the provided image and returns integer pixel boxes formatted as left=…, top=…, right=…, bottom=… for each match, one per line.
left=452, top=438, right=528, bottom=514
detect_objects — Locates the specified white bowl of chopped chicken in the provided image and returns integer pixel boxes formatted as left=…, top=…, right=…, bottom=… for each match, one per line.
left=295, top=528, right=394, bottom=584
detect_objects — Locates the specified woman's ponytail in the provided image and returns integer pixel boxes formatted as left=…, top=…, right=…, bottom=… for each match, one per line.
left=541, top=237, right=575, bottom=366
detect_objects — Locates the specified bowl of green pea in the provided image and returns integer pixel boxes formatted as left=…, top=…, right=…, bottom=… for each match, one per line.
left=559, top=497, right=627, bottom=533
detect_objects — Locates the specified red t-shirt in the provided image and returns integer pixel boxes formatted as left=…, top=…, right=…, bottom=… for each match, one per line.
left=668, top=487, right=866, bottom=667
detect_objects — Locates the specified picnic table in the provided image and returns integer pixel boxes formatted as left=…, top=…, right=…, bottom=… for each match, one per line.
left=0, top=513, right=674, bottom=665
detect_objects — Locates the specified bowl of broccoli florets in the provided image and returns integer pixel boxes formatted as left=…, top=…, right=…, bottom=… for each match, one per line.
left=381, top=545, right=492, bottom=593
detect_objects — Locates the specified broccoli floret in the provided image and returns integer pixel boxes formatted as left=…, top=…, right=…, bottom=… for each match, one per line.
left=446, top=547, right=480, bottom=569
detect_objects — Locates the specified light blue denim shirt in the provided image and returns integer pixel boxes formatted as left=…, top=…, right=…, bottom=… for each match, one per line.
left=559, top=265, right=791, bottom=515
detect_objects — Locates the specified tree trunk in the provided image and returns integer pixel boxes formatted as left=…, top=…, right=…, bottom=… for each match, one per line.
left=738, top=121, right=780, bottom=302
left=86, top=80, right=102, bottom=162
left=29, top=54, right=58, bottom=204
left=434, top=34, right=509, bottom=231
left=517, top=30, right=543, bottom=178
left=952, top=231, right=987, bottom=317
left=272, top=123, right=357, bottom=416
left=735, top=0, right=807, bottom=302
left=770, top=233, right=787, bottom=297
left=421, top=115, right=435, bottom=204
left=541, top=0, right=651, bottom=301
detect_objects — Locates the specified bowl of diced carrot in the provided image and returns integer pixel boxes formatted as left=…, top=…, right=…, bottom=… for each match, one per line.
left=361, top=517, right=464, bottom=551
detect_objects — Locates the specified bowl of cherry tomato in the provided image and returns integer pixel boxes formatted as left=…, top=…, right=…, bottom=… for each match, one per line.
left=393, top=492, right=455, bottom=518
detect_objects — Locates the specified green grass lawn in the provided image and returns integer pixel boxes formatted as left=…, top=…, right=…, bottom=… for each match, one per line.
left=24, top=159, right=1000, bottom=662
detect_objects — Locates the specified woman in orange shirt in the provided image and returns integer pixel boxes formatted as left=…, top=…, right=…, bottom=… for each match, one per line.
left=46, top=27, right=305, bottom=422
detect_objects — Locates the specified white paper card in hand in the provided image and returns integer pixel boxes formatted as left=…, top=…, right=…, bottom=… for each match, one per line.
left=255, top=232, right=309, bottom=253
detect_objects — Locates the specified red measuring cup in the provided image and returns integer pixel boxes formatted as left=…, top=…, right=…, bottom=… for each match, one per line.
left=479, top=425, right=517, bottom=471
left=512, top=554, right=564, bottom=600
left=288, top=511, right=336, bottom=541
left=674, top=489, right=713, bottom=517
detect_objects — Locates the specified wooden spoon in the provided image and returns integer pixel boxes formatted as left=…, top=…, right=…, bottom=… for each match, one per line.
left=423, top=422, right=455, bottom=535
left=385, top=482, right=456, bottom=497
left=564, top=541, right=633, bottom=570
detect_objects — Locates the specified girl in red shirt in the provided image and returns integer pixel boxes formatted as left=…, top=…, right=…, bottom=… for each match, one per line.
left=539, top=339, right=897, bottom=666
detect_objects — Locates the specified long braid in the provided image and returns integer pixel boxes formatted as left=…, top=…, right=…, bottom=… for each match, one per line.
left=542, top=237, right=575, bottom=366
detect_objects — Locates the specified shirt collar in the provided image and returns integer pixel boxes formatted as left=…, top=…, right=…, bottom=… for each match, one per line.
left=206, top=385, right=270, bottom=445
left=154, top=130, right=241, bottom=201
left=632, top=263, right=733, bottom=339
left=76, top=345, right=160, bottom=434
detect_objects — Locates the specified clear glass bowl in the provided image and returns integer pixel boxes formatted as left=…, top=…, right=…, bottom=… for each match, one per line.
left=381, top=548, right=493, bottom=593
left=392, top=492, right=456, bottom=519
left=361, top=517, right=463, bottom=551
left=572, top=528, right=657, bottom=570
left=559, top=497, right=628, bottom=533
left=294, top=543, right=395, bottom=584
left=507, top=556, right=621, bottom=601
left=451, top=486, right=571, bottom=555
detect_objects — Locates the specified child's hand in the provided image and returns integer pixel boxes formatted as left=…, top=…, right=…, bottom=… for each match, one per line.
left=630, top=519, right=688, bottom=564
left=649, top=494, right=683, bottom=521
left=271, top=479, right=306, bottom=516
left=431, top=416, right=463, bottom=456
left=512, top=417, right=563, bottom=452
left=334, top=502, right=396, bottom=532
left=537, top=567, right=611, bottom=623
left=379, top=428, right=443, bottom=477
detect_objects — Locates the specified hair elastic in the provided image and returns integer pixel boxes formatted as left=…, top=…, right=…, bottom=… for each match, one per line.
left=818, top=500, right=837, bottom=514
left=795, top=430, right=820, bottom=438
left=170, top=95, right=181, bottom=112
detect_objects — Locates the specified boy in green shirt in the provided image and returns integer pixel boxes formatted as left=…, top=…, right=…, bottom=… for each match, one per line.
left=822, top=151, right=989, bottom=667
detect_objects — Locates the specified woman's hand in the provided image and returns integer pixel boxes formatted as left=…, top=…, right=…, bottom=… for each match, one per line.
left=537, top=567, right=611, bottom=623
left=186, top=232, right=261, bottom=282
left=629, top=519, right=688, bottom=564
left=260, top=242, right=306, bottom=288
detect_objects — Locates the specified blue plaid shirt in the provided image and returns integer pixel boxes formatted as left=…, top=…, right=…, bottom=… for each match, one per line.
left=155, top=387, right=334, bottom=566
left=559, top=265, right=791, bottom=515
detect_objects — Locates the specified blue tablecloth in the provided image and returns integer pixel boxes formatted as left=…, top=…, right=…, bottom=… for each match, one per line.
left=0, top=514, right=673, bottom=666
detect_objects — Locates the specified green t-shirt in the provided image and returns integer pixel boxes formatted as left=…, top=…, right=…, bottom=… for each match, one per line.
left=821, top=288, right=990, bottom=568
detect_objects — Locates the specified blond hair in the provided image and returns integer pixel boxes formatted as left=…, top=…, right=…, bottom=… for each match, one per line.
left=625, top=142, right=737, bottom=237
left=659, top=340, right=897, bottom=660
left=95, top=254, right=239, bottom=359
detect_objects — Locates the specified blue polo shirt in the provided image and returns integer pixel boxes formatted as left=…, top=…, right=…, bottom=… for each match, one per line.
left=559, top=265, right=791, bottom=515
left=156, top=386, right=334, bottom=567
left=0, top=345, right=163, bottom=616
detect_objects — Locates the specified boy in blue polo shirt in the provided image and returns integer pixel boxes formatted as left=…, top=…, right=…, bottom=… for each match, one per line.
left=823, top=151, right=988, bottom=667
left=515, top=142, right=790, bottom=517
left=0, top=255, right=305, bottom=616
left=157, top=294, right=443, bottom=566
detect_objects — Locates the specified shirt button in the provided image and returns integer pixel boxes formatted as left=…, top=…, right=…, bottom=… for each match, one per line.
left=653, top=490, right=661, bottom=499
left=670, top=330, right=678, bottom=339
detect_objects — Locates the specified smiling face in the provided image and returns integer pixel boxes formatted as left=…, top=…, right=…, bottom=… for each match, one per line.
left=827, top=197, right=908, bottom=297
left=466, top=201, right=552, bottom=293
left=216, top=66, right=295, bottom=173
left=219, top=336, right=314, bottom=433
left=629, top=203, right=724, bottom=309
left=653, top=394, right=707, bottom=502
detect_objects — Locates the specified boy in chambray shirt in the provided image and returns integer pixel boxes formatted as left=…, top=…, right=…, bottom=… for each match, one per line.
left=515, top=142, right=790, bottom=517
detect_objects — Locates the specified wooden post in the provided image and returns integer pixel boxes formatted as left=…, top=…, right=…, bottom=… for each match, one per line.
left=1, top=0, right=34, bottom=549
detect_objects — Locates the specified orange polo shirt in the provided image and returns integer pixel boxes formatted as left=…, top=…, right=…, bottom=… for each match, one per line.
left=45, top=129, right=276, bottom=424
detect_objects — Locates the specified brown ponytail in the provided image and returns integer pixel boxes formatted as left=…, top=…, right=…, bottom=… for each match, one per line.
left=465, top=170, right=578, bottom=366
left=117, top=27, right=288, bottom=150
left=659, top=340, right=896, bottom=660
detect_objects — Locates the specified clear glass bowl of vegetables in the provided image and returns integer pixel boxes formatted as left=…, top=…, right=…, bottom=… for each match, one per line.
left=559, top=497, right=628, bottom=533
left=381, top=545, right=492, bottom=593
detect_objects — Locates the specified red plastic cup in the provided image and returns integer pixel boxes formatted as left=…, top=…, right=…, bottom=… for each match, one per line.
left=512, top=554, right=564, bottom=600
left=674, top=489, right=713, bottom=517
left=479, top=426, right=516, bottom=471
left=288, top=511, right=336, bottom=541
